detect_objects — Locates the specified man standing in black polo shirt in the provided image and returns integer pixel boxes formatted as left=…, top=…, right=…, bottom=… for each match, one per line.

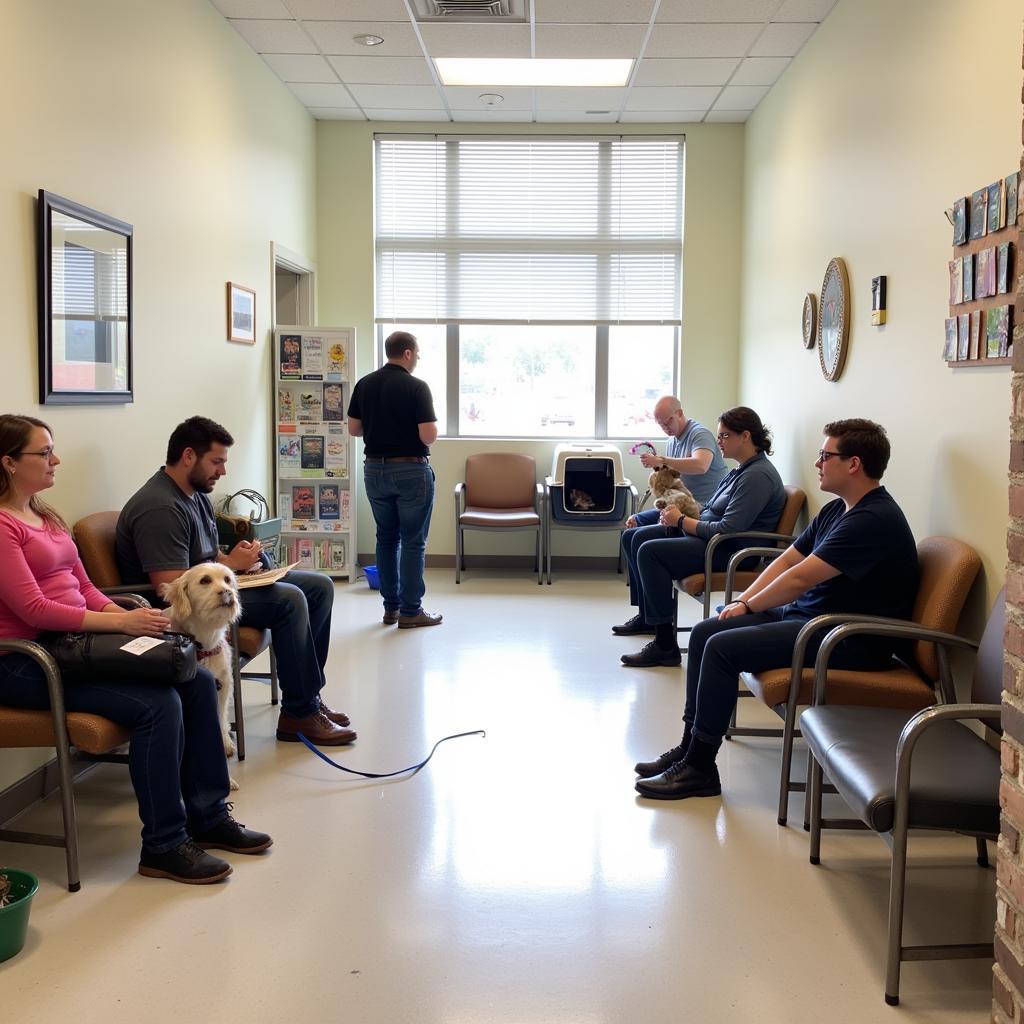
left=348, top=331, right=441, bottom=628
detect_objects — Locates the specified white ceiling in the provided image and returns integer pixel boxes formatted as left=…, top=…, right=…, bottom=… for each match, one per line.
left=211, top=0, right=838, bottom=123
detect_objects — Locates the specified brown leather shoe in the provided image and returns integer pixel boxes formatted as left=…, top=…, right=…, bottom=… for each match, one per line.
left=318, top=699, right=350, bottom=727
left=397, top=609, right=443, bottom=629
left=382, top=609, right=400, bottom=625
left=276, top=709, right=357, bottom=746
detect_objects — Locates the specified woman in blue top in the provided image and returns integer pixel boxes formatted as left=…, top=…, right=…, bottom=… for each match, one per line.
left=617, top=407, right=786, bottom=667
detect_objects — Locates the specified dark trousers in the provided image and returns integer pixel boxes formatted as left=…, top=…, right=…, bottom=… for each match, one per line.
left=0, top=656, right=229, bottom=853
left=239, top=570, right=335, bottom=719
left=684, top=610, right=895, bottom=743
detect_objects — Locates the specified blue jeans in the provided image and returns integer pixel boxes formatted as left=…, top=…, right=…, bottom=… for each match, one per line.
left=363, top=462, right=435, bottom=616
left=0, top=655, right=229, bottom=853
left=239, top=570, right=334, bottom=719
left=684, top=610, right=895, bottom=742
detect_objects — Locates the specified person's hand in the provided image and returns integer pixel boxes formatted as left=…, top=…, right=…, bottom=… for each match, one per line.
left=660, top=506, right=683, bottom=528
left=640, top=453, right=660, bottom=469
left=226, top=539, right=262, bottom=571
left=625, top=515, right=638, bottom=529
left=718, top=601, right=749, bottom=621
left=115, top=607, right=172, bottom=637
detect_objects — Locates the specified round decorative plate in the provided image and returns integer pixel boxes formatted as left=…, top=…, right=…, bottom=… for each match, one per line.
left=802, top=293, right=816, bottom=349
left=817, top=257, right=850, bottom=381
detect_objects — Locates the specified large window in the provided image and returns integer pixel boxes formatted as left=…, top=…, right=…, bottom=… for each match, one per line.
left=375, top=135, right=683, bottom=438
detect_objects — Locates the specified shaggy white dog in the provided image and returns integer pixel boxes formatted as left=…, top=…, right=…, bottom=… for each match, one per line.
left=159, top=563, right=242, bottom=789
left=648, top=466, right=702, bottom=519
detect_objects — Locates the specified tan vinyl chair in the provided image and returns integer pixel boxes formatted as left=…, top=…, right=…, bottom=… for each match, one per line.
left=672, top=485, right=807, bottom=634
left=0, top=595, right=144, bottom=891
left=736, top=535, right=982, bottom=827
left=454, top=453, right=544, bottom=584
left=72, top=512, right=278, bottom=761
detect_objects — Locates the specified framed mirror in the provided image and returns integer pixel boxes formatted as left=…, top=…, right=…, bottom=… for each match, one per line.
left=37, top=190, right=133, bottom=404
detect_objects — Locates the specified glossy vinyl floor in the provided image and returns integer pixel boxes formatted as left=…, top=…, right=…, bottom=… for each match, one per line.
left=1, top=570, right=997, bottom=1023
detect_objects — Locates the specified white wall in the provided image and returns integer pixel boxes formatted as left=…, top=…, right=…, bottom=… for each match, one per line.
left=0, top=0, right=317, bottom=786
left=739, top=0, right=1022, bottom=618
left=315, top=121, right=746, bottom=561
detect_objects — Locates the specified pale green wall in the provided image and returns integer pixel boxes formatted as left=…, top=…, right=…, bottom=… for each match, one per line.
left=0, top=0, right=317, bottom=786
left=739, top=0, right=1022, bottom=618
left=316, top=122, right=745, bottom=560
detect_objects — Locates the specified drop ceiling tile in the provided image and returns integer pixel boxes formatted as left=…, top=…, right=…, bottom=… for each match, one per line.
left=534, top=0, right=656, bottom=22
left=287, top=0, right=410, bottom=19
left=304, top=20, right=423, bottom=55
left=534, top=24, right=647, bottom=59
left=619, top=109, right=707, bottom=122
left=348, top=83, right=445, bottom=109
left=657, top=0, right=778, bottom=22
left=263, top=53, right=338, bottom=82
left=714, top=84, right=769, bottom=109
left=730, top=56, right=790, bottom=86
left=418, top=23, right=531, bottom=59
left=534, top=87, right=625, bottom=111
left=443, top=86, right=534, bottom=110
left=750, top=22, right=816, bottom=56
left=210, top=0, right=291, bottom=17
left=626, top=86, right=720, bottom=110
left=450, top=109, right=535, bottom=123
left=288, top=82, right=358, bottom=106
left=645, top=22, right=761, bottom=58
left=632, top=57, right=739, bottom=87
left=228, top=19, right=318, bottom=53
left=535, top=110, right=619, bottom=123
left=705, top=109, right=750, bottom=122
left=362, top=108, right=450, bottom=122
left=308, top=107, right=369, bottom=120
left=774, top=0, right=838, bottom=21
left=327, top=55, right=435, bottom=85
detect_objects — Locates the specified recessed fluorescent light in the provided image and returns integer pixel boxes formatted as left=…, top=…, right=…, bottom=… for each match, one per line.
left=436, top=58, right=632, bottom=88
left=353, top=33, right=384, bottom=46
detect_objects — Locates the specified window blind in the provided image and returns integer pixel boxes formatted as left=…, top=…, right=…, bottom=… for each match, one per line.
left=374, top=135, right=683, bottom=325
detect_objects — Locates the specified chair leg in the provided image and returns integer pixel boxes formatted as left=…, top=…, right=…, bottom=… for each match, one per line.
left=546, top=518, right=553, bottom=585
left=884, top=806, right=912, bottom=1005
left=233, top=648, right=246, bottom=763
left=803, top=747, right=814, bottom=830
left=777, top=702, right=801, bottom=827
left=808, top=753, right=825, bottom=865
left=455, top=523, right=462, bottom=584
left=536, top=526, right=542, bottom=584
left=53, top=723, right=81, bottom=893
left=976, top=835, right=989, bottom=867
left=270, top=646, right=279, bottom=706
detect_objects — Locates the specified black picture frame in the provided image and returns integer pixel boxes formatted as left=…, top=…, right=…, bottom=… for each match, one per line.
left=37, top=189, right=133, bottom=405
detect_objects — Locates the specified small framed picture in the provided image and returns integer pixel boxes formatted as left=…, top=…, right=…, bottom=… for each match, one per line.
left=227, top=282, right=256, bottom=344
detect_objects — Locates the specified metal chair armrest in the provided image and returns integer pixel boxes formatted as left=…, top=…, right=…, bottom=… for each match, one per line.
left=104, top=592, right=151, bottom=610
left=534, top=481, right=544, bottom=513
left=723, top=547, right=785, bottom=603
left=0, top=638, right=67, bottom=726
left=703, top=529, right=797, bottom=578
left=812, top=620, right=980, bottom=705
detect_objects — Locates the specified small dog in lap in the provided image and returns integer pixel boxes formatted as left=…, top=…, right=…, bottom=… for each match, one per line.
left=648, top=466, right=702, bottom=519
left=160, top=563, right=242, bottom=788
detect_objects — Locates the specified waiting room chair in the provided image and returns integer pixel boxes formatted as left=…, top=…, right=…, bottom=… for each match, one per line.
left=671, top=484, right=807, bottom=645
left=0, top=594, right=144, bottom=892
left=453, top=453, right=544, bottom=584
left=72, top=512, right=278, bottom=761
left=735, top=536, right=982, bottom=827
left=800, top=590, right=1003, bottom=1005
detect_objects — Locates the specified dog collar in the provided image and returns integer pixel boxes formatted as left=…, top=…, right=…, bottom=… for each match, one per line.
left=197, top=641, right=225, bottom=661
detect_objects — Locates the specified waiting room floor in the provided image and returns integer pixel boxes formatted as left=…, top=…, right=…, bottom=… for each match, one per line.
left=0, top=570, right=996, bottom=1023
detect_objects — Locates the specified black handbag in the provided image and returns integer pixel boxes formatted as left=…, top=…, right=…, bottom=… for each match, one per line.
left=40, top=631, right=199, bottom=686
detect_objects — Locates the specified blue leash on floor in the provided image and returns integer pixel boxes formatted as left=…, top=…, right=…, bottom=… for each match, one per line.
left=296, top=729, right=486, bottom=778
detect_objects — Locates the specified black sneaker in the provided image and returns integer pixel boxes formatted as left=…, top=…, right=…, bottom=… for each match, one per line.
left=634, top=742, right=689, bottom=778
left=139, top=838, right=232, bottom=884
left=612, top=614, right=655, bottom=636
left=620, top=640, right=682, bottom=667
left=193, top=807, right=273, bottom=854
left=635, top=761, right=722, bottom=800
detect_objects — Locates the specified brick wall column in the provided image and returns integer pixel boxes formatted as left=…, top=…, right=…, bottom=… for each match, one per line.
left=993, top=36, right=1024, bottom=1024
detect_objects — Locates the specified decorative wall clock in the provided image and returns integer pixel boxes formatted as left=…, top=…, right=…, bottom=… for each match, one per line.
left=817, top=257, right=850, bottom=381
left=802, top=293, right=816, bottom=349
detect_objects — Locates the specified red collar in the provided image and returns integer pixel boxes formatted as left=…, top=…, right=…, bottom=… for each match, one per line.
left=197, top=641, right=225, bottom=661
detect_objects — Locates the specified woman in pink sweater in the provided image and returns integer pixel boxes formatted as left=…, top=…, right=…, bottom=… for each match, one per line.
left=0, top=415, right=271, bottom=884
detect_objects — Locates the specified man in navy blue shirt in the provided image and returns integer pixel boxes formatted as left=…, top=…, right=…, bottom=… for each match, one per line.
left=634, top=418, right=919, bottom=801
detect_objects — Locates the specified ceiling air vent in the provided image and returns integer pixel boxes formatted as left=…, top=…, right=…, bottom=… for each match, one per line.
left=418, top=0, right=525, bottom=21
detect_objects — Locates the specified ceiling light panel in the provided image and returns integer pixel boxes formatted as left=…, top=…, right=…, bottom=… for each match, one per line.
left=438, top=59, right=632, bottom=87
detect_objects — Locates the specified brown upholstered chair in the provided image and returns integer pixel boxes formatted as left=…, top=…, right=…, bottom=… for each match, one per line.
left=72, top=511, right=278, bottom=761
left=672, top=484, right=807, bottom=637
left=0, top=595, right=142, bottom=892
left=737, top=535, right=982, bottom=827
left=453, top=453, right=544, bottom=584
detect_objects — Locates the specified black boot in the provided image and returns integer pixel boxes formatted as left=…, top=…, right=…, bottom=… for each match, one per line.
left=634, top=723, right=693, bottom=778
left=635, top=735, right=722, bottom=800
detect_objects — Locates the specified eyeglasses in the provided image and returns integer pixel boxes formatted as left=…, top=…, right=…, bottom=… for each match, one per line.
left=716, top=432, right=732, bottom=442
left=18, top=447, right=56, bottom=459
left=816, top=449, right=847, bottom=463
